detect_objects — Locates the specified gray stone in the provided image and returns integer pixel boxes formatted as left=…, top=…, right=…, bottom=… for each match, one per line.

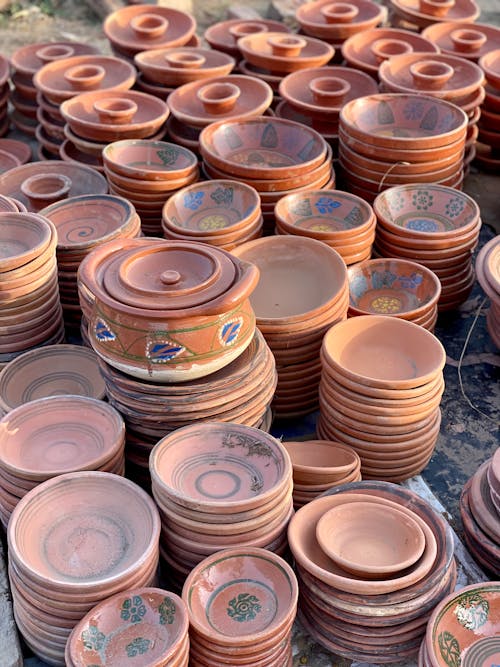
left=226, top=3, right=264, bottom=20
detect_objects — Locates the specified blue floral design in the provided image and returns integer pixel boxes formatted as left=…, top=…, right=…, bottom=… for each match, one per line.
left=219, top=318, right=242, bottom=346
left=210, top=186, right=233, bottom=206
left=315, top=197, right=341, bottom=215
left=372, top=270, right=397, bottom=291
left=81, top=625, right=105, bottom=651
left=227, top=593, right=261, bottom=622
left=444, top=196, right=465, bottom=219
left=183, top=191, right=204, bottom=211
left=126, top=637, right=151, bottom=657
left=159, top=597, right=176, bottom=625
left=121, top=596, right=147, bottom=624
left=398, top=272, right=423, bottom=289
left=95, top=319, right=115, bottom=342
left=146, top=339, right=185, bottom=363
left=403, top=100, right=425, bottom=121
left=350, top=274, right=368, bottom=300
left=412, top=191, right=434, bottom=211
left=407, top=218, right=438, bottom=232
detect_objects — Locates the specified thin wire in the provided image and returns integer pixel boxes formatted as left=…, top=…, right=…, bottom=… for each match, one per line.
left=378, top=162, right=412, bottom=192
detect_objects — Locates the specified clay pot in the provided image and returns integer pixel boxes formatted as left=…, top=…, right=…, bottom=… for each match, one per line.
left=237, top=32, right=334, bottom=73
left=134, top=46, right=235, bottom=86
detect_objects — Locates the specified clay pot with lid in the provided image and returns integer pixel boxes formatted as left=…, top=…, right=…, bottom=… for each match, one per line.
left=389, top=0, right=479, bottom=29
left=421, top=22, right=500, bottom=61
left=78, top=237, right=259, bottom=381
left=237, top=32, right=335, bottom=73
left=134, top=47, right=235, bottom=86
left=296, top=0, right=386, bottom=41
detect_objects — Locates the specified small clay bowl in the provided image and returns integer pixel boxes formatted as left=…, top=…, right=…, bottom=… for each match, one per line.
left=282, top=440, right=360, bottom=484
left=102, top=139, right=197, bottom=182
left=296, top=0, right=386, bottom=41
left=134, top=47, right=235, bottom=86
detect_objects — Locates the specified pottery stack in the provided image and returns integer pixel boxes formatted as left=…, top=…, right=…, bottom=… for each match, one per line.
left=282, top=440, right=362, bottom=509
left=150, top=423, right=293, bottom=591
left=387, top=0, right=479, bottom=31
left=421, top=21, right=500, bottom=63
left=0, top=396, right=125, bottom=527
left=0, top=212, right=65, bottom=370
left=373, top=184, right=482, bottom=311
left=459, top=450, right=500, bottom=577
left=0, top=56, right=10, bottom=139
left=476, top=49, right=500, bottom=172
left=317, top=316, right=446, bottom=481
left=9, top=41, right=98, bottom=139
left=200, top=116, right=334, bottom=234
left=204, top=18, right=291, bottom=62
left=274, top=189, right=376, bottom=265
left=102, top=139, right=199, bottom=236
left=183, top=547, right=298, bottom=667
left=476, top=235, right=500, bottom=348
left=233, top=235, right=349, bottom=418
left=7, top=471, right=160, bottom=665
left=162, top=179, right=263, bottom=250
left=338, top=93, right=469, bottom=201
left=288, top=480, right=457, bottom=664
left=0, top=140, right=31, bottom=173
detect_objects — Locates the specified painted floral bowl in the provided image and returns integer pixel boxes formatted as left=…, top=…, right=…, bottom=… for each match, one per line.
left=426, top=582, right=500, bottom=667
left=102, top=140, right=198, bottom=181
left=348, top=258, right=441, bottom=319
left=68, top=587, right=189, bottom=666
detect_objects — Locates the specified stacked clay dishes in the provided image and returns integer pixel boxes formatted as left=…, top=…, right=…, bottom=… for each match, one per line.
left=0, top=140, right=31, bottom=170
left=232, top=235, right=348, bottom=418
left=150, top=423, right=293, bottom=591
left=183, top=547, right=298, bottom=666
left=421, top=21, right=500, bottom=63
left=476, top=50, right=500, bottom=171
left=102, top=139, right=199, bottom=235
left=373, top=184, right=481, bottom=311
left=39, top=194, right=141, bottom=336
left=200, top=117, right=334, bottom=234
left=282, top=440, right=361, bottom=509
left=204, top=18, right=291, bottom=61
left=0, top=56, right=10, bottom=139
left=288, top=480, right=457, bottom=664
left=317, top=316, right=446, bottom=481
left=66, top=588, right=190, bottom=667
left=476, top=235, right=500, bottom=348
left=379, top=53, right=485, bottom=170
left=459, top=449, right=500, bottom=577
left=274, top=189, right=376, bottom=265
left=7, top=471, right=160, bottom=665
left=98, top=330, right=277, bottom=490
left=348, top=258, right=442, bottom=331
left=421, top=582, right=500, bottom=667
left=162, top=179, right=263, bottom=250
left=9, top=41, right=98, bottom=138
left=33, top=54, right=136, bottom=161
left=0, top=396, right=125, bottom=527
left=338, top=93, right=468, bottom=202
left=388, top=0, right=479, bottom=31
left=0, top=212, right=64, bottom=369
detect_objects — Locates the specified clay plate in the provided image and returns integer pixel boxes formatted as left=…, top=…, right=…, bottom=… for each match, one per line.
left=390, top=0, right=479, bottom=27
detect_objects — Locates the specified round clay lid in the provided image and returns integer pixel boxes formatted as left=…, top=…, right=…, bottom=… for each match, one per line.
left=389, top=0, right=479, bottom=26
left=134, top=47, right=236, bottom=86
left=10, top=41, right=99, bottom=77
left=237, top=32, right=335, bottom=73
left=421, top=22, right=500, bottom=61
left=204, top=18, right=291, bottom=56
left=296, top=0, right=386, bottom=30
left=101, top=241, right=237, bottom=310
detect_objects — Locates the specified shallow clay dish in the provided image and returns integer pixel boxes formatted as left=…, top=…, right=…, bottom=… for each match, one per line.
left=296, top=0, right=386, bottom=40
left=0, top=212, right=54, bottom=272
left=237, top=32, right=334, bottom=73
left=102, top=139, right=197, bottom=181
left=390, top=0, right=479, bottom=27
left=421, top=22, right=500, bottom=61
left=282, top=440, right=360, bottom=484
left=134, top=46, right=235, bottom=86
left=11, top=42, right=99, bottom=77
left=204, top=18, right=291, bottom=57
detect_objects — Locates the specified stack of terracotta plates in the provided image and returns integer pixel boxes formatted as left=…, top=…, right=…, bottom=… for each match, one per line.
left=459, top=451, right=500, bottom=577
left=0, top=396, right=125, bottom=527
left=9, top=41, right=98, bottom=139
left=162, top=179, right=262, bottom=250
left=348, top=258, right=441, bottom=331
left=40, top=194, right=141, bottom=335
left=288, top=480, right=456, bottom=664
left=97, top=329, right=277, bottom=490
left=102, top=139, right=199, bottom=235
left=476, top=50, right=500, bottom=172
left=274, top=189, right=376, bottom=265
left=199, top=117, right=333, bottom=234
left=318, top=316, right=446, bottom=481
left=0, top=56, right=9, bottom=138
left=0, top=212, right=64, bottom=369
left=373, top=184, right=481, bottom=311
left=183, top=547, right=298, bottom=667
left=66, top=587, right=190, bottom=667
left=233, top=235, right=349, bottom=418
left=150, top=423, right=293, bottom=591
left=476, top=235, right=500, bottom=348
left=282, top=440, right=361, bottom=509
left=338, top=93, right=468, bottom=202
left=8, top=470, right=160, bottom=665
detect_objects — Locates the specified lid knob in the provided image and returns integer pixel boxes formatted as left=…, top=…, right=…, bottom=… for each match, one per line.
left=267, top=35, right=307, bottom=58
left=321, top=3, right=360, bottom=24
left=409, top=60, right=454, bottom=89
left=130, top=13, right=169, bottom=40
left=160, top=270, right=181, bottom=285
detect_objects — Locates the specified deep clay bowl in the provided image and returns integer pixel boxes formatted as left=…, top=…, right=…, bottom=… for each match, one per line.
left=102, top=139, right=198, bottom=181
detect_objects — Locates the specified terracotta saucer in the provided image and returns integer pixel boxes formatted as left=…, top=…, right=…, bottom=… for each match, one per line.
left=10, top=110, right=37, bottom=137
left=135, top=47, right=235, bottom=86
left=204, top=19, right=291, bottom=58
left=390, top=0, right=479, bottom=28
left=421, top=22, right=500, bottom=61
left=11, top=42, right=99, bottom=78
left=296, top=0, right=386, bottom=40
left=237, top=32, right=334, bottom=74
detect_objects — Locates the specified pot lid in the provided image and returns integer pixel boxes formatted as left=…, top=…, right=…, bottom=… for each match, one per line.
left=102, top=241, right=237, bottom=309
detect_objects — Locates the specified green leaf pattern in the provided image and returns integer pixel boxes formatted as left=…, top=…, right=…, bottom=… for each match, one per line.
left=438, top=631, right=461, bottom=667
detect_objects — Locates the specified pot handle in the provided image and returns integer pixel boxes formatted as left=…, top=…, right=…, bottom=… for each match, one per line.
left=194, top=259, right=260, bottom=316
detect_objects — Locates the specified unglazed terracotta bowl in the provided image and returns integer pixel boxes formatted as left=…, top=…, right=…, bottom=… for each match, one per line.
left=134, top=46, right=235, bottom=86
left=296, top=0, right=386, bottom=40
left=237, top=32, right=335, bottom=73
left=0, top=212, right=54, bottom=272
left=282, top=440, right=360, bottom=484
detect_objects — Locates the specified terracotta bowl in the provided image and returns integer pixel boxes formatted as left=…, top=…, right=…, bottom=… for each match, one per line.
left=348, top=258, right=441, bottom=319
left=296, top=0, right=386, bottom=40
left=102, top=139, right=198, bottom=181
left=0, top=212, right=54, bottom=272
left=134, top=46, right=235, bottom=86
left=282, top=440, right=360, bottom=484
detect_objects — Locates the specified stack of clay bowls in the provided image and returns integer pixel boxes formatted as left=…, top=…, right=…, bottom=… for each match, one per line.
left=233, top=235, right=348, bottom=418
left=476, top=50, right=500, bottom=171
left=183, top=547, right=298, bottom=666
left=288, top=480, right=457, bottom=664
left=388, top=0, right=479, bottom=31
left=0, top=139, right=31, bottom=170
left=373, top=184, right=481, bottom=311
left=9, top=41, right=98, bottom=138
left=318, top=316, right=446, bottom=481
left=0, top=396, right=125, bottom=527
left=200, top=117, right=333, bottom=233
left=347, top=258, right=442, bottom=332
left=97, top=330, right=277, bottom=490
left=282, top=440, right=361, bottom=509
left=277, top=66, right=378, bottom=151
left=338, top=93, right=468, bottom=201
left=33, top=54, right=136, bottom=162
left=66, top=587, right=190, bottom=667
left=379, top=53, right=485, bottom=171
left=102, top=139, right=199, bottom=235
left=422, top=22, right=500, bottom=63
left=459, top=450, right=500, bottom=577
left=39, top=194, right=141, bottom=336
left=341, top=28, right=439, bottom=79
left=476, top=235, right=500, bottom=348
left=274, top=189, right=376, bottom=265
left=7, top=471, right=160, bottom=665
left=0, top=212, right=64, bottom=369
left=162, top=179, right=262, bottom=250
left=150, top=423, right=293, bottom=591
left=104, top=4, right=197, bottom=62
